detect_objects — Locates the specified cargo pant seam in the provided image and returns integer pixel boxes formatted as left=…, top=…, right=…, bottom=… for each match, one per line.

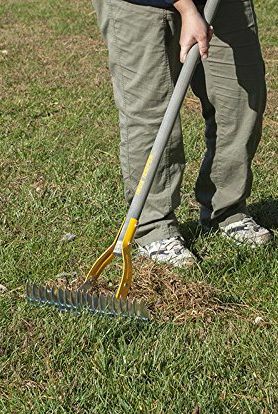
left=205, top=57, right=228, bottom=193
left=163, top=9, right=175, bottom=237
left=108, top=0, right=132, bottom=190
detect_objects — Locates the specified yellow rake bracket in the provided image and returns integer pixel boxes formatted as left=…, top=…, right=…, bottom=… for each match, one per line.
left=81, top=218, right=138, bottom=299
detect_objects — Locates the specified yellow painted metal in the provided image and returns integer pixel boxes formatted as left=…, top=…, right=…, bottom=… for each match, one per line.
left=135, top=154, right=154, bottom=196
left=116, top=218, right=138, bottom=299
left=85, top=242, right=115, bottom=280
left=83, top=218, right=138, bottom=299
left=84, top=222, right=124, bottom=283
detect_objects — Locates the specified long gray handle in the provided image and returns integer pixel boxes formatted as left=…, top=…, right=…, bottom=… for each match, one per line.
left=116, top=0, right=221, bottom=248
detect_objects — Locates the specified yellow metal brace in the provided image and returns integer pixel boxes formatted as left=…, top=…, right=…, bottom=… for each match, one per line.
left=83, top=218, right=138, bottom=299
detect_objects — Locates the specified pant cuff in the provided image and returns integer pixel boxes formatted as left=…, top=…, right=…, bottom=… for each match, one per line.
left=134, top=224, right=181, bottom=247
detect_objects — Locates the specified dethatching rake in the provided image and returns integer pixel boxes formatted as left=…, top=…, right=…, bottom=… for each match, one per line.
left=27, top=0, right=221, bottom=321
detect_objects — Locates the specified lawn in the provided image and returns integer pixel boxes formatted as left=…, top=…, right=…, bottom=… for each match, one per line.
left=0, top=0, right=277, bottom=412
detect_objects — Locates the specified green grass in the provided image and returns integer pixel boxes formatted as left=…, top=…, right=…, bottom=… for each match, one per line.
left=0, top=0, right=277, bottom=412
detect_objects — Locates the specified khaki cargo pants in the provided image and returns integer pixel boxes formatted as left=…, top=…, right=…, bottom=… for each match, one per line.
left=93, top=0, right=266, bottom=246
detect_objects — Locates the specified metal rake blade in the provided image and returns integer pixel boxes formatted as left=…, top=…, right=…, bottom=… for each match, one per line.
left=26, top=283, right=150, bottom=321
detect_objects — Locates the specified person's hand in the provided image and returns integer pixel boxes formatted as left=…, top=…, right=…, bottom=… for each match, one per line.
left=173, top=0, right=213, bottom=62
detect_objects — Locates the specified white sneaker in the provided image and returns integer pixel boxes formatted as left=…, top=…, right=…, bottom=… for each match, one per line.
left=219, top=216, right=272, bottom=246
left=137, top=236, right=197, bottom=268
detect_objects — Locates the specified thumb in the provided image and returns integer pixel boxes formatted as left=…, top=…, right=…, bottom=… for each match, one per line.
left=198, top=36, right=209, bottom=60
left=180, top=44, right=191, bottom=63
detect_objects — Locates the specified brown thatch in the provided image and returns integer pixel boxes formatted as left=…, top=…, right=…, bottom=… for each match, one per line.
left=51, top=258, right=241, bottom=324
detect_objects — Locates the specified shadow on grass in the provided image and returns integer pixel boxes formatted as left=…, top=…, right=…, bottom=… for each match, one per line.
left=179, top=197, right=278, bottom=247
left=179, top=220, right=201, bottom=247
left=248, top=197, right=278, bottom=230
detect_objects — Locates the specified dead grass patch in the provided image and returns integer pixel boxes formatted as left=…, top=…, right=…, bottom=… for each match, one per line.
left=47, top=259, right=247, bottom=325
left=0, top=21, right=108, bottom=97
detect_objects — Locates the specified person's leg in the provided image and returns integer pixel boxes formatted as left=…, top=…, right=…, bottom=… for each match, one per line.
left=192, top=0, right=267, bottom=229
left=93, top=0, right=185, bottom=246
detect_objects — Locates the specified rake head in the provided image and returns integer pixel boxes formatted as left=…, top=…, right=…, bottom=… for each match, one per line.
left=26, top=283, right=150, bottom=321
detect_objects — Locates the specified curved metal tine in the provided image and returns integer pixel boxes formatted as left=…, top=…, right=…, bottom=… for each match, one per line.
left=64, top=289, right=73, bottom=310
left=133, top=300, right=141, bottom=318
left=118, top=298, right=123, bottom=315
left=136, top=301, right=143, bottom=317
left=110, top=295, right=116, bottom=316
left=111, top=295, right=118, bottom=316
left=112, top=296, right=121, bottom=316
left=45, top=287, right=53, bottom=304
left=127, top=299, right=136, bottom=317
left=52, top=288, right=59, bottom=305
left=98, top=294, right=107, bottom=315
left=32, top=285, right=40, bottom=301
left=38, top=286, right=47, bottom=304
left=86, top=292, right=92, bottom=311
left=58, top=288, right=66, bottom=310
left=119, top=298, right=128, bottom=317
left=71, top=290, right=78, bottom=309
left=106, top=295, right=115, bottom=316
left=139, top=302, right=150, bottom=321
left=135, top=301, right=140, bottom=317
left=82, top=292, right=89, bottom=310
left=133, top=300, right=139, bottom=317
left=50, top=287, right=56, bottom=305
left=76, top=290, right=83, bottom=309
left=135, top=301, right=148, bottom=319
left=26, top=283, right=33, bottom=300
left=86, top=293, right=93, bottom=312
left=126, top=298, right=132, bottom=316
left=91, top=294, right=99, bottom=314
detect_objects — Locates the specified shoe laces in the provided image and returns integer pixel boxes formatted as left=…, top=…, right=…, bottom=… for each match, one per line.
left=240, top=217, right=260, bottom=232
left=158, top=236, right=185, bottom=253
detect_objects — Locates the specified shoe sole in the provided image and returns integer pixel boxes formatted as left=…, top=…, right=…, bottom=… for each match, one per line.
left=220, top=230, right=273, bottom=248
